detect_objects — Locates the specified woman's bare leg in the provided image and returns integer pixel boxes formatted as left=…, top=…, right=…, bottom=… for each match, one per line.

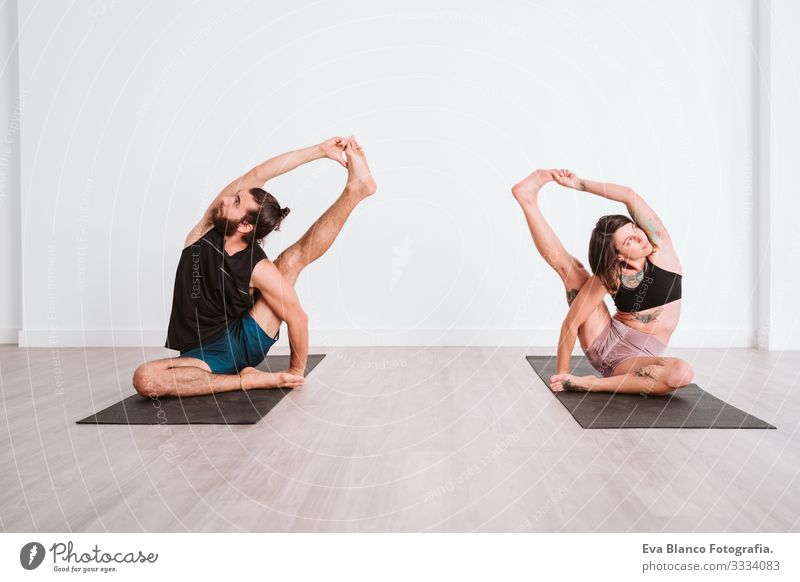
left=512, top=170, right=585, bottom=292
left=549, top=356, right=694, bottom=395
left=512, top=169, right=610, bottom=348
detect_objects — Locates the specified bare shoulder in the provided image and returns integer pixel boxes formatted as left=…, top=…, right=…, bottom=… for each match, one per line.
left=564, top=274, right=608, bottom=328
left=583, top=274, right=608, bottom=294
left=184, top=220, right=213, bottom=249
left=250, top=258, right=278, bottom=288
left=574, top=274, right=610, bottom=305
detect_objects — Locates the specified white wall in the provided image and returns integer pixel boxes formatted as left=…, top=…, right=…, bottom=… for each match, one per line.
left=0, top=0, right=21, bottom=343
left=758, top=0, right=800, bottom=350
left=15, top=0, right=760, bottom=348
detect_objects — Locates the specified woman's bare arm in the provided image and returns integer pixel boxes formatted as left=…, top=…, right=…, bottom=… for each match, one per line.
left=623, top=190, right=674, bottom=250
left=552, top=169, right=675, bottom=250
left=555, top=275, right=607, bottom=374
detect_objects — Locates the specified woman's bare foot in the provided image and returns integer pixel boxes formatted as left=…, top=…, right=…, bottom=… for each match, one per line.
left=343, top=136, right=377, bottom=198
left=240, top=367, right=304, bottom=389
left=511, top=169, right=555, bottom=206
left=549, top=373, right=595, bottom=393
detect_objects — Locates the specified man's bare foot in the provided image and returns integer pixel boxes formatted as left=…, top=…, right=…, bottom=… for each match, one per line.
left=344, top=136, right=377, bottom=198
left=240, top=367, right=304, bottom=390
left=549, top=373, right=594, bottom=393
left=511, top=169, right=555, bottom=206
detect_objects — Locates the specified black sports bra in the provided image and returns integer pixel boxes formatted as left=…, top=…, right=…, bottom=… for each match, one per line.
left=612, top=257, right=682, bottom=313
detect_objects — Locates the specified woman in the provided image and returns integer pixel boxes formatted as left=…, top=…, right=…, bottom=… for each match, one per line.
left=511, top=168, right=693, bottom=395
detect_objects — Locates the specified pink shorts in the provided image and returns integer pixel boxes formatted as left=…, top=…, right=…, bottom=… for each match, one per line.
left=583, top=318, right=668, bottom=377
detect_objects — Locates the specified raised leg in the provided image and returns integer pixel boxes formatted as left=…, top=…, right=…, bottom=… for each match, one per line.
left=550, top=356, right=695, bottom=395
left=511, top=170, right=610, bottom=349
left=251, top=138, right=376, bottom=338
left=132, top=356, right=303, bottom=398
left=131, top=142, right=372, bottom=397
left=273, top=137, right=376, bottom=286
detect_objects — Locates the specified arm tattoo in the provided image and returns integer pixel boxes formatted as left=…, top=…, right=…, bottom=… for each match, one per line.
left=633, top=308, right=662, bottom=324
left=566, top=288, right=579, bottom=306
left=631, top=209, right=664, bottom=245
left=645, top=217, right=663, bottom=244
left=578, top=179, right=587, bottom=191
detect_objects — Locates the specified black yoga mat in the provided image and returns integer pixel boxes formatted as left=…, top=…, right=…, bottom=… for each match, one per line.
left=77, top=354, right=326, bottom=425
left=526, top=356, right=775, bottom=429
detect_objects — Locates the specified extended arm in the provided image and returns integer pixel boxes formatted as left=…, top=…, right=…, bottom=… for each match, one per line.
left=622, top=190, right=673, bottom=250
left=552, top=169, right=675, bottom=250
left=572, top=176, right=632, bottom=204
left=555, top=275, right=608, bottom=375
left=251, top=260, right=309, bottom=376
left=185, top=137, right=348, bottom=247
left=250, top=140, right=346, bottom=183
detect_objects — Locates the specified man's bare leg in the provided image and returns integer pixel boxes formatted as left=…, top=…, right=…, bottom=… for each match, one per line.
left=273, top=136, right=377, bottom=286
left=129, top=140, right=367, bottom=397
left=245, top=137, right=377, bottom=385
left=132, top=357, right=303, bottom=398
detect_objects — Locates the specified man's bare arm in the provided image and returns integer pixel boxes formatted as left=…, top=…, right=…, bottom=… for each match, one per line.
left=252, top=138, right=347, bottom=183
left=185, top=138, right=348, bottom=247
left=251, top=260, right=309, bottom=376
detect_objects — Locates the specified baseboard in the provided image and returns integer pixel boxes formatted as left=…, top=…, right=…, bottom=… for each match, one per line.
left=18, top=329, right=166, bottom=348
left=17, top=327, right=757, bottom=348
left=0, top=328, right=19, bottom=345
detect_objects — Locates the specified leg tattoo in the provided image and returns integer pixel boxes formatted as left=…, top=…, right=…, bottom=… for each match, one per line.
left=633, top=366, right=659, bottom=396
left=562, top=378, right=589, bottom=392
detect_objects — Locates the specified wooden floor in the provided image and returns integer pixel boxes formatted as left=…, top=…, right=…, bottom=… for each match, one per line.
left=0, top=345, right=798, bottom=532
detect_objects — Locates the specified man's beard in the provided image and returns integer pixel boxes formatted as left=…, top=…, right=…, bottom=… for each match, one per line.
left=211, top=206, right=242, bottom=237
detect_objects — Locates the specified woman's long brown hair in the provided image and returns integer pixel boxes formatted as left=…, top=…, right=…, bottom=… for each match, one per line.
left=588, top=214, right=634, bottom=294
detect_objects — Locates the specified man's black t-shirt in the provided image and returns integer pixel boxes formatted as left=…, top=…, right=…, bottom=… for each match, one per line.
left=165, top=228, right=267, bottom=352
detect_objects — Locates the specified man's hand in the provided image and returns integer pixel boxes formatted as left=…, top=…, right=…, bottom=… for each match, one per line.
left=318, top=136, right=348, bottom=168
left=552, top=168, right=583, bottom=190
left=286, top=367, right=306, bottom=378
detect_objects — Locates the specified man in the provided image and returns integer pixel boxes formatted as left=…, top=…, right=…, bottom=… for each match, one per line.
left=132, top=136, right=376, bottom=397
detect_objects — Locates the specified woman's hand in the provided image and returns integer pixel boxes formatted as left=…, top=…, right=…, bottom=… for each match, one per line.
left=552, top=168, right=583, bottom=190
left=549, top=373, right=567, bottom=392
left=318, top=136, right=348, bottom=168
left=550, top=373, right=592, bottom=392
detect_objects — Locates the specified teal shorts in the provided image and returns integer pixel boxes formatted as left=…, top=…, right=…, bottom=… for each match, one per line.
left=180, top=311, right=279, bottom=375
